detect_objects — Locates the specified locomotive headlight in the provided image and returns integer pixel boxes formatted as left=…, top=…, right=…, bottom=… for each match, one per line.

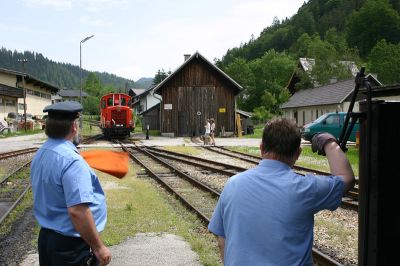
left=303, top=128, right=310, bottom=132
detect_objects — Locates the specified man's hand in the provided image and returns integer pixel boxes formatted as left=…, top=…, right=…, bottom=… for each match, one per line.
left=311, top=133, right=337, bottom=156
left=94, top=245, right=111, bottom=266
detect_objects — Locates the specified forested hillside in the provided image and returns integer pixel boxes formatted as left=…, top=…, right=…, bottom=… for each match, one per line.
left=0, top=48, right=137, bottom=90
left=217, top=0, right=400, bottom=120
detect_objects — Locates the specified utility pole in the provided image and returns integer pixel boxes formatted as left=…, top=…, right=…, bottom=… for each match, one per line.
left=80, top=34, right=94, bottom=130
left=17, top=58, right=28, bottom=131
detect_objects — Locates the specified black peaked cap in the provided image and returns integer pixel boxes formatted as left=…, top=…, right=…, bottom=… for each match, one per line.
left=43, top=101, right=83, bottom=120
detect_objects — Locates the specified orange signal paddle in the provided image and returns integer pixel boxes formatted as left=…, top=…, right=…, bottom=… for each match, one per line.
left=80, top=150, right=129, bottom=179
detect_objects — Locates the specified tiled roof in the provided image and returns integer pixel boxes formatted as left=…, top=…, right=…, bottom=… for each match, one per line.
left=281, top=79, right=356, bottom=109
left=130, top=88, right=146, bottom=96
left=58, top=89, right=89, bottom=97
left=236, top=109, right=253, bottom=118
left=0, top=68, right=59, bottom=92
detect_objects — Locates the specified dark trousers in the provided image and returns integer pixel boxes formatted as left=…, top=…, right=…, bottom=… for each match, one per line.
left=38, top=228, right=98, bottom=266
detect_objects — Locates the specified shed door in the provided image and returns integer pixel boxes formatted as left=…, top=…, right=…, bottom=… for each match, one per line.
left=178, top=112, right=188, bottom=136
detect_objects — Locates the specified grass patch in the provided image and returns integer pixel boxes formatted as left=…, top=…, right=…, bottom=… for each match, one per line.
left=0, top=129, right=44, bottom=138
left=227, top=146, right=359, bottom=176
left=297, top=146, right=359, bottom=176
left=163, top=145, right=202, bottom=155
left=141, top=129, right=161, bottom=136
left=82, top=120, right=102, bottom=136
left=238, top=124, right=264, bottom=139
left=99, top=163, right=221, bottom=265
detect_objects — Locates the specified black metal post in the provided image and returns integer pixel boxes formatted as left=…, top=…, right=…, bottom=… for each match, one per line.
left=358, top=100, right=400, bottom=265
left=17, top=59, right=28, bottom=131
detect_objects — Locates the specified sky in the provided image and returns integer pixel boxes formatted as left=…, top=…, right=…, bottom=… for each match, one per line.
left=1, top=0, right=306, bottom=81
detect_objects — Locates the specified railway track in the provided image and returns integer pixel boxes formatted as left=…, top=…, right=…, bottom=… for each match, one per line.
left=0, top=148, right=38, bottom=160
left=117, top=142, right=343, bottom=265
left=203, top=145, right=359, bottom=211
left=0, top=161, right=31, bottom=225
left=80, top=133, right=104, bottom=144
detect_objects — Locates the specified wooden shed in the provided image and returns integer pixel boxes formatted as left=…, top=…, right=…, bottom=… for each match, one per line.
left=154, top=52, right=242, bottom=137
left=140, top=102, right=160, bottom=130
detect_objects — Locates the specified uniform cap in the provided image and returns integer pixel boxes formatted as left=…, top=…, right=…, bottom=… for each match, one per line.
left=43, top=101, right=83, bottom=120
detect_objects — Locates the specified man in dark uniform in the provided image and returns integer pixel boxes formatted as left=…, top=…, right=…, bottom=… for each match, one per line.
left=30, top=101, right=111, bottom=266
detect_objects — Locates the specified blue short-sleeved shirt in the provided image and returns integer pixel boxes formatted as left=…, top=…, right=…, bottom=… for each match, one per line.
left=208, top=159, right=344, bottom=266
left=31, top=138, right=107, bottom=237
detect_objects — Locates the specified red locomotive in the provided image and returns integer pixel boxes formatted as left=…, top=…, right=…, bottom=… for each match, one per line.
left=100, top=93, right=134, bottom=138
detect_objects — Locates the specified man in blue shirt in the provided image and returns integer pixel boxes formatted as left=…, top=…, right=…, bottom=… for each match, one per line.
left=208, top=118, right=355, bottom=265
left=31, top=101, right=111, bottom=266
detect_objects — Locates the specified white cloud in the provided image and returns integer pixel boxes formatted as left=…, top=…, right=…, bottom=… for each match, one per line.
left=23, top=0, right=72, bottom=10
left=82, top=0, right=129, bottom=12
left=80, top=16, right=114, bottom=27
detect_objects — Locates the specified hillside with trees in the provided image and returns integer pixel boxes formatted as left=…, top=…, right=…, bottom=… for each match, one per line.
left=216, top=0, right=400, bottom=121
left=0, top=47, right=138, bottom=90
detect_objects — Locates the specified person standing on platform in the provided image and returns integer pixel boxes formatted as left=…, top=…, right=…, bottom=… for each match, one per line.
left=208, top=117, right=355, bottom=265
left=210, top=118, right=216, bottom=145
left=204, top=119, right=211, bottom=145
left=30, top=101, right=111, bottom=266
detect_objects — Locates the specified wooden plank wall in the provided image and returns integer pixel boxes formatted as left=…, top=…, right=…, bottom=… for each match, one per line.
left=142, top=106, right=160, bottom=130
left=160, top=58, right=237, bottom=136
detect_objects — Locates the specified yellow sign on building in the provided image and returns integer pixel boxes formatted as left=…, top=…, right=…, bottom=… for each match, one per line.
left=219, top=108, right=226, bottom=113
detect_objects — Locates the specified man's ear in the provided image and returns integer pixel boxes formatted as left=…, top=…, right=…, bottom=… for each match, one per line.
left=71, top=119, right=78, bottom=134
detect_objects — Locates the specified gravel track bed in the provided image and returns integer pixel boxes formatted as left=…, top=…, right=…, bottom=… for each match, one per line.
left=0, top=209, right=37, bottom=266
left=160, top=158, right=229, bottom=192
left=314, top=209, right=358, bottom=265
left=191, top=148, right=257, bottom=169
left=0, top=154, right=34, bottom=181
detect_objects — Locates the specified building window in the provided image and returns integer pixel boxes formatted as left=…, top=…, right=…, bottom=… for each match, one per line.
left=40, top=92, right=51, bottom=99
left=0, top=97, right=3, bottom=106
left=316, top=110, right=319, bottom=118
left=5, top=100, right=15, bottom=106
left=311, top=110, right=313, bottom=120
left=18, top=103, right=25, bottom=110
left=302, top=111, right=305, bottom=126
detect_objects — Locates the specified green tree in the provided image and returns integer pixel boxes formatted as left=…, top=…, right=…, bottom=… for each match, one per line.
left=222, top=58, right=255, bottom=110
left=152, top=69, right=169, bottom=85
left=83, top=96, right=100, bottom=116
left=249, top=50, right=294, bottom=119
left=289, top=33, right=312, bottom=58
left=84, top=73, right=103, bottom=96
left=346, top=0, right=400, bottom=57
left=369, top=39, right=400, bottom=84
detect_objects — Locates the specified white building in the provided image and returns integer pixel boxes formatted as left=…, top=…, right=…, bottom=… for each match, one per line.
left=0, top=68, right=59, bottom=120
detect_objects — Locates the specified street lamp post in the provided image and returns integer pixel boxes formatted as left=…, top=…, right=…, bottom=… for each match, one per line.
left=17, top=58, right=28, bottom=131
left=79, top=34, right=94, bottom=129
